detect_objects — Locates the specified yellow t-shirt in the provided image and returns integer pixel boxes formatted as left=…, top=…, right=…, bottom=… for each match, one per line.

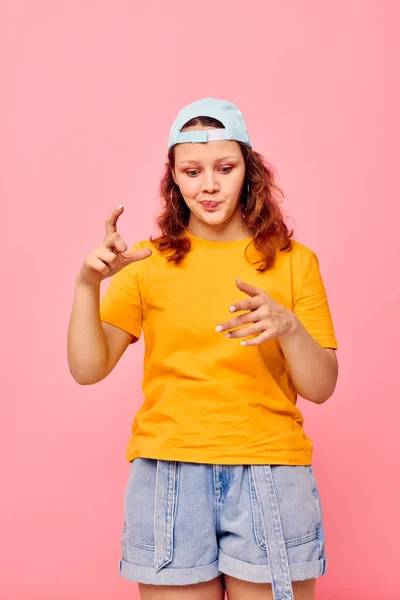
left=99, top=230, right=338, bottom=465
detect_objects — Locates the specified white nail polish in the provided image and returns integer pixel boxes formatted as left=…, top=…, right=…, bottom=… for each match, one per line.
left=215, top=326, right=223, bottom=332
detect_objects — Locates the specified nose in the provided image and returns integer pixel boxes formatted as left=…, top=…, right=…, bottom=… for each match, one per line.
left=201, top=171, right=219, bottom=194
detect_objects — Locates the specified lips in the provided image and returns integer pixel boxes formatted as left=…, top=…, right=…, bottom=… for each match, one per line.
left=201, top=201, right=219, bottom=208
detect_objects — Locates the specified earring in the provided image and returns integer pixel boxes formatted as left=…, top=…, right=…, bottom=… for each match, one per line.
left=241, top=181, right=250, bottom=220
left=170, top=185, right=186, bottom=228
left=170, top=185, right=182, bottom=212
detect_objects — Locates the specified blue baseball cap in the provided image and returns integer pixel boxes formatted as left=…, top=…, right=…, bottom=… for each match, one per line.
left=167, top=97, right=252, bottom=151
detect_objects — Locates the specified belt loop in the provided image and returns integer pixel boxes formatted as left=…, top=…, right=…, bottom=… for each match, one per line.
left=250, top=465, right=294, bottom=600
left=154, top=460, right=179, bottom=572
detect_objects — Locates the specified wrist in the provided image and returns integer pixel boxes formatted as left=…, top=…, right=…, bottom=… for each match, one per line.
left=279, top=310, right=301, bottom=341
left=75, top=273, right=101, bottom=289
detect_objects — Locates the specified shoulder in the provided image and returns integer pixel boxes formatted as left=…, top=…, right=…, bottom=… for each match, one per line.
left=284, top=239, right=318, bottom=271
left=283, top=240, right=329, bottom=296
left=273, top=240, right=322, bottom=287
left=276, top=239, right=318, bottom=271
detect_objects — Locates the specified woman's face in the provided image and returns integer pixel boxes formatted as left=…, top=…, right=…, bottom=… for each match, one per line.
left=171, top=125, right=246, bottom=229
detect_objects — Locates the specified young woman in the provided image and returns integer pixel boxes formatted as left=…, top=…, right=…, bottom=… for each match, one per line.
left=68, top=98, right=339, bottom=600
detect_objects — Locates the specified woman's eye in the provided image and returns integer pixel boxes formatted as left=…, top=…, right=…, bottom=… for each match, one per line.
left=185, top=166, right=232, bottom=177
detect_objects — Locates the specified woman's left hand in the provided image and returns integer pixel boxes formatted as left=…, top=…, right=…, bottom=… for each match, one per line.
left=215, top=278, right=297, bottom=346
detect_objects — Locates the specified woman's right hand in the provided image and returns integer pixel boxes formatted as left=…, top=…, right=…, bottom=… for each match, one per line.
left=76, top=206, right=153, bottom=287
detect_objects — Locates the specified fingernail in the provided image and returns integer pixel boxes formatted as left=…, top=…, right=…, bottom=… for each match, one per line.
left=229, top=306, right=236, bottom=312
left=215, top=326, right=223, bottom=332
left=240, top=341, right=247, bottom=346
left=117, top=204, right=123, bottom=209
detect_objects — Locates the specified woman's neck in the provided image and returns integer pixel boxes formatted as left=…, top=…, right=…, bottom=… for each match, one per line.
left=186, top=215, right=251, bottom=242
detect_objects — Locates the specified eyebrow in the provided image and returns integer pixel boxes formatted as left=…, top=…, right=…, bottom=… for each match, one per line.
left=178, top=155, right=239, bottom=166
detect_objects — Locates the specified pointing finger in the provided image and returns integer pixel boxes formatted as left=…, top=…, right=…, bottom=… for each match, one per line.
left=121, top=247, right=153, bottom=262
left=105, top=205, right=124, bottom=237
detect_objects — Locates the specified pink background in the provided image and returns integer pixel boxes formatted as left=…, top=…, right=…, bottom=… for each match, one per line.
left=2, top=1, right=399, bottom=598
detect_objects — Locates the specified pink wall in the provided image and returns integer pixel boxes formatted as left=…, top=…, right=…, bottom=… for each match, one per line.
left=2, top=1, right=398, bottom=598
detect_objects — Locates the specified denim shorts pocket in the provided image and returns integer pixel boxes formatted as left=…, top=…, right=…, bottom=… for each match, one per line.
left=249, top=465, right=322, bottom=554
left=306, top=465, right=323, bottom=526
left=122, top=458, right=157, bottom=551
left=122, top=458, right=180, bottom=573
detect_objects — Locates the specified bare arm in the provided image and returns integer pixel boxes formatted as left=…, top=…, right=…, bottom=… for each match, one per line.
left=68, top=279, right=106, bottom=384
left=67, top=205, right=151, bottom=385
left=67, top=277, right=136, bottom=385
left=279, top=314, right=338, bottom=404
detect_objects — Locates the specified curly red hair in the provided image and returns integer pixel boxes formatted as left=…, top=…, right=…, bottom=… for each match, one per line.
left=150, top=116, right=294, bottom=272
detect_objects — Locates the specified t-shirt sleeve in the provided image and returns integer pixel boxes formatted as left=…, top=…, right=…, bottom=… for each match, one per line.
left=99, top=247, right=145, bottom=343
left=292, top=252, right=338, bottom=349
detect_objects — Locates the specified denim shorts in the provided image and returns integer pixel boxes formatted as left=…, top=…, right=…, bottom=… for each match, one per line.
left=119, top=458, right=328, bottom=599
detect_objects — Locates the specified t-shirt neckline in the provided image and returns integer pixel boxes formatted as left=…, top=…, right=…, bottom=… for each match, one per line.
left=184, top=229, right=253, bottom=249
